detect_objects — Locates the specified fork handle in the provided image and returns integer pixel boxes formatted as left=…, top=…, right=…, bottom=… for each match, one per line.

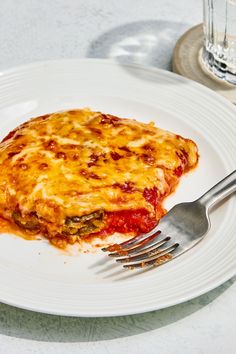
left=198, top=170, right=236, bottom=209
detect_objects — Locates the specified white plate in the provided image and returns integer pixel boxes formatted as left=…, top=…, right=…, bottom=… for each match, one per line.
left=0, top=59, right=235, bottom=317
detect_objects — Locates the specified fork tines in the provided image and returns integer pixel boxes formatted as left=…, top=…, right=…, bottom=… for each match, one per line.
left=102, top=231, right=179, bottom=269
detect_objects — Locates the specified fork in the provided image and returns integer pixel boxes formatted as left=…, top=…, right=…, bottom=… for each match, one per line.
left=102, top=170, right=236, bottom=269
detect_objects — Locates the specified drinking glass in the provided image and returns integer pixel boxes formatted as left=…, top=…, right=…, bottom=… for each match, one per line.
left=203, top=0, right=236, bottom=84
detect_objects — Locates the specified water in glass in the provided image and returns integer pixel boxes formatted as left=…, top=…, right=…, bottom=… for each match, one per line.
left=203, top=0, right=236, bottom=84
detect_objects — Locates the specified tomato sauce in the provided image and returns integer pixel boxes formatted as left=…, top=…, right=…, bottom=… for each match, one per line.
left=143, top=187, right=159, bottom=209
left=96, top=208, right=158, bottom=237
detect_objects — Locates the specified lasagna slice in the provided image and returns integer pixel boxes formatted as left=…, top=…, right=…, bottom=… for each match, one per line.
left=0, top=109, right=198, bottom=249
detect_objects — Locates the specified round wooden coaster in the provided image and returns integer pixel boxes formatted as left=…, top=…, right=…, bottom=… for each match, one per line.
left=172, top=24, right=236, bottom=105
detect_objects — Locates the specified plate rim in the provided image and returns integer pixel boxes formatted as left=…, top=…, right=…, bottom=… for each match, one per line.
left=1, top=264, right=236, bottom=318
left=0, top=57, right=234, bottom=106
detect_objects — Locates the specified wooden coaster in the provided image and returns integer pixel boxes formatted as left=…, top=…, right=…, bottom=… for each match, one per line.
left=172, top=24, right=236, bottom=104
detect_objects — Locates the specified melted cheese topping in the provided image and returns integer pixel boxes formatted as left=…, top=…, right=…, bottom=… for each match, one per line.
left=0, top=109, right=198, bottom=245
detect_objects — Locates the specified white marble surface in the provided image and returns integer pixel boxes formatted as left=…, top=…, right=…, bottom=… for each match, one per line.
left=0, top=1, right=235, bottom=353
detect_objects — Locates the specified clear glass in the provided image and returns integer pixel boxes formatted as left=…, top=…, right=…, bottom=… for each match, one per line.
left=203, top=0, right=236, bottom=84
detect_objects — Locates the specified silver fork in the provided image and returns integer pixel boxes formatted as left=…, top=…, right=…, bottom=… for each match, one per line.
left=102, top=170, right=236, bottom=269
